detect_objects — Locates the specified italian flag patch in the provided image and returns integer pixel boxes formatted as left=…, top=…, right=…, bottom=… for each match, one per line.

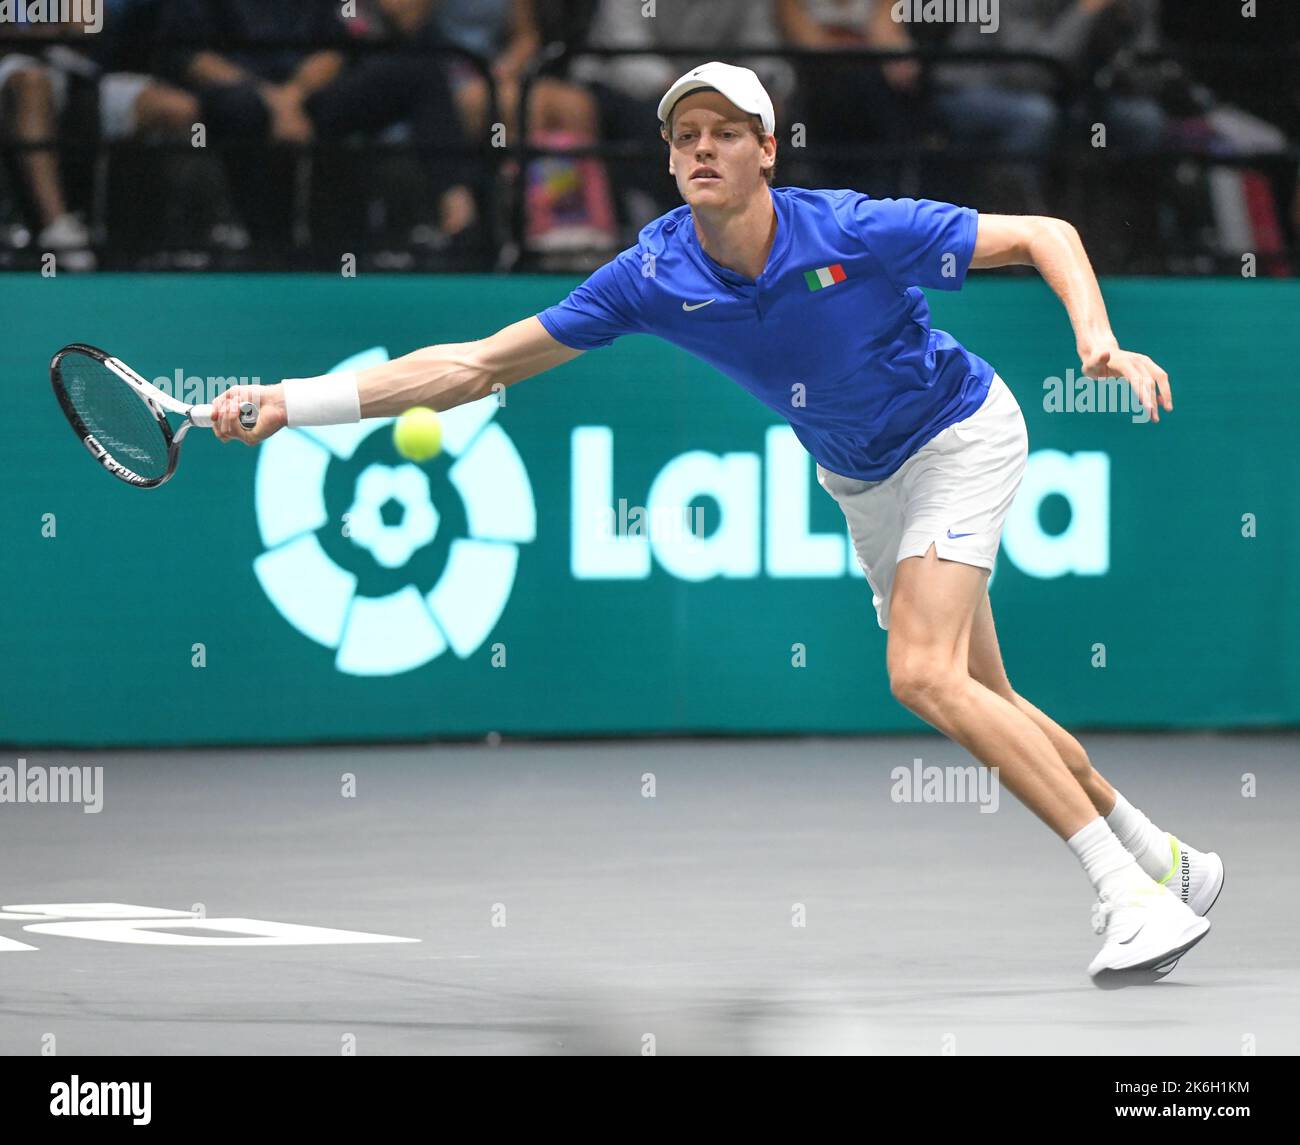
left=803, top=263, right=847, bottom=290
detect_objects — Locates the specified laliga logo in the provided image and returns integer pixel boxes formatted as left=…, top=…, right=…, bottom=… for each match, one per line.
left=253, top=348, right=535, bottom=676
left=571, top=426, right=1109, bottom=581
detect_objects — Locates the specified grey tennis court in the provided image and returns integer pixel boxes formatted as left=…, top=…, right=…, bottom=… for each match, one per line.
left=3, top=733, right=1294, bottom=1056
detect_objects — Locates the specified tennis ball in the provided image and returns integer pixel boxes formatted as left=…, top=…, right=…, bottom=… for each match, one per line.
left=393, top=406, right=442, bottom=462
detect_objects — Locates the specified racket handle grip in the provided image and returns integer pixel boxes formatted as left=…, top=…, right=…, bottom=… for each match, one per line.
left=191, top=402, right=260, bottom=430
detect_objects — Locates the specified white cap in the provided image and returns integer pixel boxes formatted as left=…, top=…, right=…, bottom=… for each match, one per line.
left=657, top=61, right=775, bottom=135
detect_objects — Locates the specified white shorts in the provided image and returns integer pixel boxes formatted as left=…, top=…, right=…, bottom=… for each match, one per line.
left=816, top=374, right=1028, bottom=629
left=0, top=55, right=152, bottom=141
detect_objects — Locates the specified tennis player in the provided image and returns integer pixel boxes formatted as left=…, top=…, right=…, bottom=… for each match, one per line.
left=212, top=61, right=1222, bottom=985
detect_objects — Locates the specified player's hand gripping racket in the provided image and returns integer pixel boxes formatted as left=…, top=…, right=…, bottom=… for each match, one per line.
left=50, top=343, right=258, bottom=488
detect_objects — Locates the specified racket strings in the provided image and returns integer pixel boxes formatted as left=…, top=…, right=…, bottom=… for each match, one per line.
left=59, top=353, right=171, bottom=479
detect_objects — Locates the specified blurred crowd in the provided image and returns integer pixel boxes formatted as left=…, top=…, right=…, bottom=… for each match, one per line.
left=1, top=0, right=1297, bottom=273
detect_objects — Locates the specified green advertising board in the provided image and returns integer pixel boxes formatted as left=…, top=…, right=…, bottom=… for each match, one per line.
left=1, top=275, right=1296, bottom=745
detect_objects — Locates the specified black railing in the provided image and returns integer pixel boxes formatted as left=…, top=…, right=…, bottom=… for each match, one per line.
left=0, top=37, right=1295, bottom=274
left=0, top=37, right=509, bottom=270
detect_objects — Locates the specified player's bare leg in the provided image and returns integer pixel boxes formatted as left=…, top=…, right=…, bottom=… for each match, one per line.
left=966, top=588, right=1223, bottom=917
left=885, top=545, right=1097, bottom=839
left=885, top=549, right=1215, bottom=983
left=964, top=588, right=1116, bottom=814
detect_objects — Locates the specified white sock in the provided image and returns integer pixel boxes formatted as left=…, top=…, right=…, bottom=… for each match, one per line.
left=1067, top=816, right=1154, bottom=901
left=1106, top=792, right=1178, bottom=883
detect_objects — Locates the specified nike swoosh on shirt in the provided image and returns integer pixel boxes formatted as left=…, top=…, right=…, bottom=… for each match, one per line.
left=946, top=529, right=975, bottom=539
left=682, top=299, right=716, bottom=311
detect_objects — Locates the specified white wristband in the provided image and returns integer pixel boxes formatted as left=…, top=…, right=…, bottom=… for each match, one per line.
left=281, top=372, right=361, bottom=427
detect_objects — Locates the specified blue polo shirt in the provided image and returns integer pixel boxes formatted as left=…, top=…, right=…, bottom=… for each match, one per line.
left=536, top=186, right=995, bottom=481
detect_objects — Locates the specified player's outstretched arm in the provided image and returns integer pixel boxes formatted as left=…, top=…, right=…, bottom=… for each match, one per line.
left=970, top=214, right=1172, bottom=422
left=210, top=316, right=582, bottom=443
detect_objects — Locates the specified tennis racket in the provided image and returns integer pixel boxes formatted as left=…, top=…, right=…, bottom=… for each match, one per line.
left=50, top=343, right=259, bottom=488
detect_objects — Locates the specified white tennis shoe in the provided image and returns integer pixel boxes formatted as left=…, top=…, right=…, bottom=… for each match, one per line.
left=1158, top=835, right=1225, bottom=916
left=1089, top=835, right=1224, bottom=982
left=1091, top=836, right=1225, bottom=924
left=1088, top=882, right=1210, bottom=988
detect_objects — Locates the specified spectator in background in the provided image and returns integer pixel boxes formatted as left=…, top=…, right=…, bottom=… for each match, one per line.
left=375, top=0, right=612, bottom=257
left=776, top=0, right=927, bottom=143
left=570, top=0, right=790, bottom=228
left=76, top=0, right=222, bottom=259
left=397, top=0, right=597, bottom=142
left=160, top=0, right=476, bottom=249
left=934, top=0, right=1166, bottom=211
left=84, top=0, right=202, bottom=142
left=0, top=0, right=197, bottom=267
left=0, top=15, right=95, bottom=266
left=429, top=0, right=614, bottom=256
left=434, top=0, right=532, bottom=138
